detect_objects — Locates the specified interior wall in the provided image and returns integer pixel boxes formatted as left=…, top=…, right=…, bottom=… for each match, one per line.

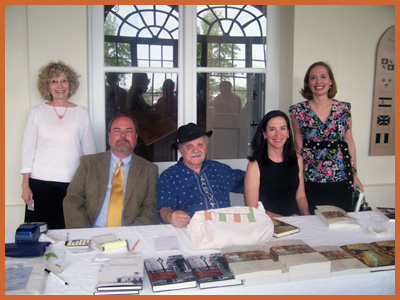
left=291, top=5, right=395, bottom=187
left=4, top=5, right=88, bottom=233
left=4, top=5, right=395, bottom=234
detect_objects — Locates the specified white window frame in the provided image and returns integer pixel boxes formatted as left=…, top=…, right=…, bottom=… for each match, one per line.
left=87, top=5, right=280, bottom=155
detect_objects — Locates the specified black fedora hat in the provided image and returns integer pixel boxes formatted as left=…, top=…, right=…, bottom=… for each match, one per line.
left=171, top=123, right=213, bottom=150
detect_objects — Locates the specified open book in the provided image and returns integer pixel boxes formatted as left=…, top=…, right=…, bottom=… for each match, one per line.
left=315, top=205, right=360, bottom=228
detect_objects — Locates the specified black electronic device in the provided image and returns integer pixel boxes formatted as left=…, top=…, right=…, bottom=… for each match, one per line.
left=15, top=222, right=48, bottom=243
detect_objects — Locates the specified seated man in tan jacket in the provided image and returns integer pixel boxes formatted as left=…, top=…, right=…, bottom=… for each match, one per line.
left=63, top=114, right=159, bottom=228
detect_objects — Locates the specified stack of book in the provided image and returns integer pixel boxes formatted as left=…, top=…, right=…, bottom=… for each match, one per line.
left=94, top=255, right=143, bottom=295
left=314, top=246, right=370, bottom=277
left=221, top=245, right=288, bottom=286
left=315, top=205, right=360, bottom=228
left=265, top=239, right=331, bottom=281
left=340, top=240, right=395, bottom=271
left=144, top=254, right=197, bottom=292
left=186, top=252, right=242, bottom=289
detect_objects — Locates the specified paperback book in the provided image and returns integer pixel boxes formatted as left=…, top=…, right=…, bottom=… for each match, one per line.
left=265, top=239, right=331, bottom=281
left=340, top=240, right=395, bottom=271
left=271, top=218, right=300, bottom=238
left=315, top=205, right=360, bottom=228
left=186, top=252, right=243, bottom=289
left=221, top=245, right=287, bottom=286
left=144, top=254, right=197, bottom=292
left=314, top=245, right=370, bottom=276
left=375, top=207, right=395, bottom=221
left=94, top=255, right=143, bottom=295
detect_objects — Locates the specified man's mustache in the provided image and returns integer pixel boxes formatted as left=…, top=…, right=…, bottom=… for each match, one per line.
left=116, top=138, right=131, bottom=145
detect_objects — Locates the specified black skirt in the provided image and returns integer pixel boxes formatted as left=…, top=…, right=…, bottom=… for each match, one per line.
left=24, top=178, right=69, bottom=229
left=305, top=181, right=353, bottom=214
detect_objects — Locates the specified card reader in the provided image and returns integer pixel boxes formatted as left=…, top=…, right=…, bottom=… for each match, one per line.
left=15, top=222, right=48, bottom=243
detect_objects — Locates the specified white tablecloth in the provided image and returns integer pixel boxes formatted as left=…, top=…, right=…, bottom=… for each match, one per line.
left=5, top=211, right=395, bottom=295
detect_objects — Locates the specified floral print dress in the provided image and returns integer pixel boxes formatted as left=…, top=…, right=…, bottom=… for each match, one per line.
left=289, top=99, right=355, bottom=184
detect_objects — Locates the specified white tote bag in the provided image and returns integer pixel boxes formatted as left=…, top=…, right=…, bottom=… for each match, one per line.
left=185, top=202, right=274, bottom=249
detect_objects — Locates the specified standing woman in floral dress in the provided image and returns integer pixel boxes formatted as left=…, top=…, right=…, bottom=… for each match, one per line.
left=289, top=61, right=363, bottom=213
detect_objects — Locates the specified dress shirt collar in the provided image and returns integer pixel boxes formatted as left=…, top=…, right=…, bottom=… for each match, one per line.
left=110, top=151, right=132, bottom=168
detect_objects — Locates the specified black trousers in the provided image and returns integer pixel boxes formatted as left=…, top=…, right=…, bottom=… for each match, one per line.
left=305, top=181, right=353, bottom=214
left=24, top=178, right=69, bottom=229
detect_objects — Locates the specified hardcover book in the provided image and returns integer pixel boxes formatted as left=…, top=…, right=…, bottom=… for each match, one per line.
left=94, top=256, right=143, bottom=294
left=271, top=218, right=300, bottom=238
left=144, top=254, right=197, bottom=292
left=314, top=245, right=370, bottom=276
left=340, top=241, right=395, bottom=271
left=315, top=205, right=360, bottom=228
left=186, top=252, right=242, bottom=289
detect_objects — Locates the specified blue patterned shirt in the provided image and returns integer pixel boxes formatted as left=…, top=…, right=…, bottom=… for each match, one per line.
left=157, top=158, right=245, bottom=217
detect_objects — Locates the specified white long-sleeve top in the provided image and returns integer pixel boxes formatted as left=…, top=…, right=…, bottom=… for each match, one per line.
left=20, top=103, right=97, bottom=182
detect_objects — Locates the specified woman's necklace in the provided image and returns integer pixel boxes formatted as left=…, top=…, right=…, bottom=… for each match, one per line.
left=52, top=101, right=68, bottom=119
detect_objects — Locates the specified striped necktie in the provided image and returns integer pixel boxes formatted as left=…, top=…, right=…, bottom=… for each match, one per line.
left=106, top=160, right=124, bottom=227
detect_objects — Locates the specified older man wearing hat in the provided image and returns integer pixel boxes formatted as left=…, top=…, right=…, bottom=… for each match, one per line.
left=158, top=123, right=245, bottom=228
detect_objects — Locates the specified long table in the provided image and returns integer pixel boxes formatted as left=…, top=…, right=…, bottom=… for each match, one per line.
left=5, top=211, right=395, bottom=295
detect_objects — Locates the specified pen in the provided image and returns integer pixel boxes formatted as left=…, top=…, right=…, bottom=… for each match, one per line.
left=44, top=268, right=69, bottom=286
left=130, top=239, right=140, bottom=252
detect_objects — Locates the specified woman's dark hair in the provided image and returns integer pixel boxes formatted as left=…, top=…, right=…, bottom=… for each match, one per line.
left=300, top=61, right=337, bottom=100
left=248, top=110, right=297, bottom=167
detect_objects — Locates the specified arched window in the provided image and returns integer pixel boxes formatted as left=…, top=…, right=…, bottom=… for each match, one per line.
left=89, top=5, right=279, bottom=162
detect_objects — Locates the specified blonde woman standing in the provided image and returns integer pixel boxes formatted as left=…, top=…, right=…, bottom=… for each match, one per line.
left=21, top=61, right=96, bottom=229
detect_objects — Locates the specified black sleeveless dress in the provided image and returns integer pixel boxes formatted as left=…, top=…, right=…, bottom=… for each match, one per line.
left=257, top=158, right=300, bottom=216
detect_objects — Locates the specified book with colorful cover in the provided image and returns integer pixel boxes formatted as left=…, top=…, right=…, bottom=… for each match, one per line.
left=340, top=241, right=395, bottom=271
left=186, top=252, right=242, bottom=289
left=221, top=245, right=287, bottom=285
left=314, top=245, right=370, bottom=276
left=375, top=207, right=395, bottom=221
left=370, top=240, right=395, bottom=259
left=265, top=239, right=331, bottom=279
left=144, top=254, right=197, bottom=292
left=271, top=218, right=300, bottom=238
left=315, top=205, right=360, bottom=228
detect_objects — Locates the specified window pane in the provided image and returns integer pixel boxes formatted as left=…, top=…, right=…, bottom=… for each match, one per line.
left=104, top=5, right=178, bottom=67
left=105, top=72, right=178, bottom=161
left=104, top=5, right=179, bottom=162
left=197, top=5, right=267, bottom=68
left=197, top=72, right=265, bottom=159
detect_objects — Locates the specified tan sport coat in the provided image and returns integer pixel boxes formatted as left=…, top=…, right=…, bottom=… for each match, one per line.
left=63, top=151, right=159, bottom=228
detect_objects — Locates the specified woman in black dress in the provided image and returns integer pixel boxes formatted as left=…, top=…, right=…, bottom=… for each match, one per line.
left=245, top=110, right=309, bottom=217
